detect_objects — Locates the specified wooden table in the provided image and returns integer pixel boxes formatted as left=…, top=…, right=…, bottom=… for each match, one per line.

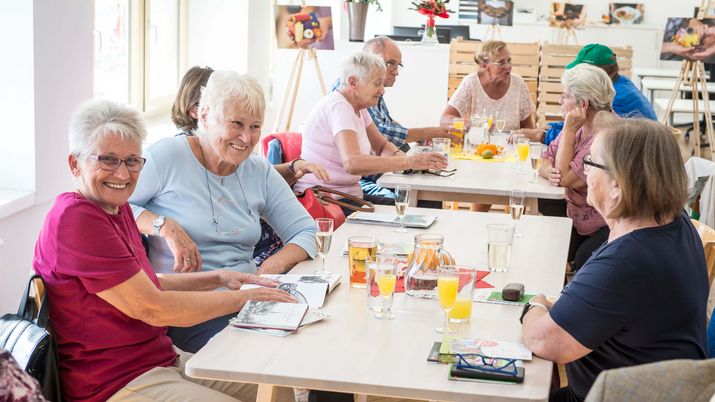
left=376, top=159, right=565, bottom=214
left=186, top=206, right=573, bottom=402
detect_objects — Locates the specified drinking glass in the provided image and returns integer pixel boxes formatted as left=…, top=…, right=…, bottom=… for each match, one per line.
left=509, top=190, right=525, bottom=238
left=314, top=218, right=333, bottom=275
left=509, top=133, right=524, bottom=169
left=450, top=118, right=465, bottom=154
left=394, top=185, right=411, bottom=233
left=367, top=255, right=398, bottom=319
left=348, top=236, right=378, bottom=288
left=432, top=138, right=451, bottom=159
left=496, top=119, right=506, bottom=134
left=529, top=142, right=543, bottom=183
left=436, top=265, right=459, bottom=333
left=517, top=137, right=530, bottom=173
left=447, top=266, right=477, bottom=324
left=487, top=224, right=515, bottom=272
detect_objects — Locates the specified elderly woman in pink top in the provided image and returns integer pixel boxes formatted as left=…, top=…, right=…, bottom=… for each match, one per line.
left=540, top=63, right=615, bottom=272
left=440, top=40, right=535, bottom=130
left=295, top=52, right=447, bottom=211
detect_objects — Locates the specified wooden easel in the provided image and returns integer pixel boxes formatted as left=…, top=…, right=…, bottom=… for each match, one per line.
left=273, top=47, right=327, bottom=132
left=485, top=23, right=502, bottom=41
left=555, top=24, right=578, bottom=45
left=661, top=0, right=715, bottom=157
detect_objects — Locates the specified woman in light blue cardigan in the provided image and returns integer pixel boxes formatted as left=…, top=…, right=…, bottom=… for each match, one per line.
left=129, top=70, right=317, bottom=352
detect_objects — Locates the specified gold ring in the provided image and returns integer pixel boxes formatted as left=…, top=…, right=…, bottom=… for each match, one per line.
left=184, top=258, right=192, bottom=262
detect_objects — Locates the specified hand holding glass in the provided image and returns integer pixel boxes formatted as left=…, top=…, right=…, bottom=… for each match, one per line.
left=314, top=218, right=333, bottom=275
left=436, top=266, right=459, bottom=333
left=394, top=185, right=411, bottom=233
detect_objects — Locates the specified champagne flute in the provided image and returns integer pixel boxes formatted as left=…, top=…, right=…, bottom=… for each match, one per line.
left=314, top=218, right=333, bottom=275
left=436, top=266, right=458, bottom=334
left=510, top=190, right=525, bottom=238
left=394, top=185, right=411, bottom=233
left=529, top=142, right=543, bottom=183
left=496, top=119, right=506, bottom=134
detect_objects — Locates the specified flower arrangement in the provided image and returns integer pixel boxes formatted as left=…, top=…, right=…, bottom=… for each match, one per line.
left=410, top=0, right=453, bottom=42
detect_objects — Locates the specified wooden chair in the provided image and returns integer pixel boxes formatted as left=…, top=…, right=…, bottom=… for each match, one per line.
left=448, top=38, right=540, bottom=105
left=691, top=219, right=715, bottom=290
left=536, top=42, right=633, bottom=125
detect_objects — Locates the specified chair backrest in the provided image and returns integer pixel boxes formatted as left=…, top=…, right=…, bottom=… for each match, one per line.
left=692, top=219, right=715, bottom=290
left=260, top=132, right=303, bottom=164
left=448, top=39, right=540, bottom=104
left=536, top=42, right=633, bottom=125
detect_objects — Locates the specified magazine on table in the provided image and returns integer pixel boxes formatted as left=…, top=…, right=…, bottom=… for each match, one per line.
left=439, top=336, right=533, bottom=361
left=261, top=273, right=341, bottom=294
left=346, top=212, right=438, bottom=228
left=230, top=308, right=329, bottom=336
left=230, top=301, right=308, bottom=331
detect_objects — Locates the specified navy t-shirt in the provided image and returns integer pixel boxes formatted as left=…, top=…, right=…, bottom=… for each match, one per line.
left=550, top=212, right=708, bottom=400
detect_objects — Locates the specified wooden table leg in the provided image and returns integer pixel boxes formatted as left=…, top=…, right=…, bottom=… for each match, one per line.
left=257, top=384, right=277, bottom=402
left=409, top=191, right=419, bottom=207
left=526, top=197, right=539, bottom=215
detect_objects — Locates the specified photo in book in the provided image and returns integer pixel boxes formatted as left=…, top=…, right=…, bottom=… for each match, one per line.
left=477, top=0, right=514, bottom=26
left=549, top=2, right=586, bottom=28
left=660, top=17, right=715, bottom=63
left=274, top=5, right=334, bottom=50
left=609, top=3, right=643, bottom=24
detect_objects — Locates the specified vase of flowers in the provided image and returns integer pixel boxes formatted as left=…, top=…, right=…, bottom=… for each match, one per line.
left=410, top=0, right=453, bottom=45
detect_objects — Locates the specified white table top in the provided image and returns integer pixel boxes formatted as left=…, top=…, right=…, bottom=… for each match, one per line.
left=654, top=98, right=715, bottom=114
left=376, top=159, right=565, bottom=201
left=186, top=206, right=573, bottom=402
left=641, top=78, right=715, bottom=92
left=632, top=68, right=681, bottom=79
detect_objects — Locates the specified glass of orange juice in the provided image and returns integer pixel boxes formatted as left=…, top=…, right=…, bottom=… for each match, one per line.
left=348, top=236, right=378, bottom=288
left=517, top=137, right=530, bottom=173
left=448, top=266, right=476, bottom=324
left=436, top=266, right=459, bottom=333
left=367, top=255, right=399, bottom=319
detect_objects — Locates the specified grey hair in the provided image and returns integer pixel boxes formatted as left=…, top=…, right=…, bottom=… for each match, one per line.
left=198, top=70, right=265, bottom=127
left=68, top=99, right=146, bottom=156
left=562, top=64, right=615, bottom=112
left=339, top=52, right=386, bottom=88
left=363, top=36, right=393, bottom=55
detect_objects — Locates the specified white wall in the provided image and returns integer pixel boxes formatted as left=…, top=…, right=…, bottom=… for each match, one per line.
left=187, top=0, right=248, bottom=73
left=0, top=0, right=93, bottom=313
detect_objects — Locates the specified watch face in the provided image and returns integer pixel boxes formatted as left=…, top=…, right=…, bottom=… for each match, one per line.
left=154, top=216, right=165, bottom=227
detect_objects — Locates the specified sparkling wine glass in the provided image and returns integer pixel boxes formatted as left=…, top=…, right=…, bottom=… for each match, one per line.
left=496, top=119, right=506, bottom=134
left=314, top=218, right=333, bottom=275
left=394, top=185, right=411, bottom=233
left=510, top=189, right=525, bottom=238
left=529, top=142, right=543, bottom=183
left=436, top=266, right=458, bottom=334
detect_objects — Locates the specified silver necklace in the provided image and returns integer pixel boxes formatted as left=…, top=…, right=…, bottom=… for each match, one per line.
left=197, top=139, right=252, bottom=228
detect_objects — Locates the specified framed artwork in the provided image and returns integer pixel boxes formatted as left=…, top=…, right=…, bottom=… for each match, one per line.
left=549, top=3, right=586, bottom=28
left=274, top=5, right=334, bottom=50
left=609, top=3, right=643, bottom=24
left=660, top=17, right=715, bottom=63
left=477, top=0, right=513, bottom=26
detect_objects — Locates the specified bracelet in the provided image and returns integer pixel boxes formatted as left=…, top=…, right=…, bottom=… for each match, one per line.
left=288, top=158, right=304, bottom=175
left=519, top=301, right=549, bottom=324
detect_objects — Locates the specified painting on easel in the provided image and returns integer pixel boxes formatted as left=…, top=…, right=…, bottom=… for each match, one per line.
left=274, top=5, right=334, bottom=50
left=476, top=0, right=513, bottom=26
left=660, top=17, right=715, bottom=63
left=609, top=3, right=643, bottom=24
left=549, top=3, right=586, bottom=28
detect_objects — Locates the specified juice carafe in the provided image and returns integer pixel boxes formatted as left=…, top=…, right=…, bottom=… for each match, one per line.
left=404, top=234, right=454, bottom=298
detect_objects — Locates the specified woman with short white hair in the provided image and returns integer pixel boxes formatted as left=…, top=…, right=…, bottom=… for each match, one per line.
left=539, top=63, right=615, bottom=272
left=294, top=51, right=447, bottom=210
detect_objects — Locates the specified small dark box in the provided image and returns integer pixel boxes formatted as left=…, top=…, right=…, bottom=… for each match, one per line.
left=502, top=283, right=524, bottom=301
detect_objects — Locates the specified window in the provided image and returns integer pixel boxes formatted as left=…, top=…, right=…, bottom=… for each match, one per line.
left=93, top=0, right=187, bottom=114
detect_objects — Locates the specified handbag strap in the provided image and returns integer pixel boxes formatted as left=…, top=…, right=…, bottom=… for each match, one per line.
left=311, top=185, right=375, bottom=213
left=17, top=274, right=49, bottom=329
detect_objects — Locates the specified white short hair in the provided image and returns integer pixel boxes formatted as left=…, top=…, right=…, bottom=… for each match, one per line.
left=562, top=64, right=615, bottom=112
left=68, top=99, right=146, bottom=156
left=198, top=70, right=265, bottom=125
left=339, top=52, right=386, bottom=88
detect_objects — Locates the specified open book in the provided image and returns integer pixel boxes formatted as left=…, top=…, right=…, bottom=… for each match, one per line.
left=231, top=301, right=308, bottom=331
left=346, top=212, right=437, bottom=228
left=242, top=274, right=341, bottom=308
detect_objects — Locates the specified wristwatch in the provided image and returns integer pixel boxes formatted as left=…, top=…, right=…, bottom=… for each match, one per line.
left=519, top=302, right=548, bottom=324
left=152, top=215, right=166, bottom=236
left=288, top=158, right=304, bottom=175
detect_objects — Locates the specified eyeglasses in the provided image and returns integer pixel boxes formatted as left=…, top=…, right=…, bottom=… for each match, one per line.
left=488, top=58, right=512, bottom=67
left=455, top=354, right=518, bottom=376
left=385, top=60, right=404, bottom=72
left=85, top=154, right=146, bottom=172
left=402, top=168, right=457, bottom=177
left=583, top=154, right=608, bottom=171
